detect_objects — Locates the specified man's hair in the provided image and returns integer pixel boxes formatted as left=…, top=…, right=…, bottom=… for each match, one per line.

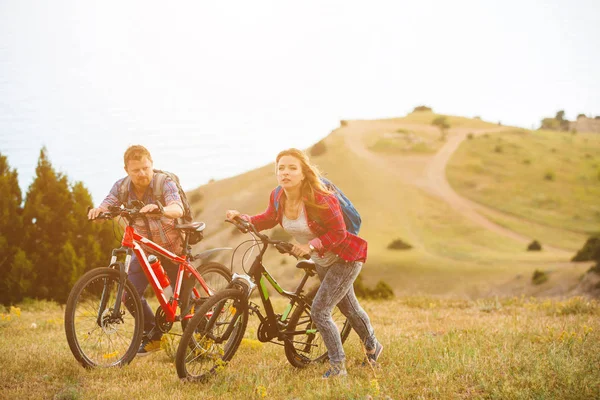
left=124, top=145, right=153, bottom=167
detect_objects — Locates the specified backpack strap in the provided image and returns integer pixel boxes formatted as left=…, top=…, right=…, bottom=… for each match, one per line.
left=152, top=170, right=168, bottom=207
left=118, top=176, right=131, bottom=205
left=273, top=186, right=283, bottom=212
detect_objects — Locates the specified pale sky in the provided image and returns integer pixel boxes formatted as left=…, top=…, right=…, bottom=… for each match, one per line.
left=0, top=0, right=599, bottom=201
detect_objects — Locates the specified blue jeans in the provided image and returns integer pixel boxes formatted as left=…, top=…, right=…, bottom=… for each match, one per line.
left=126, top=254, right=178, bottom=339
left=311, top=260, right=377, bottom=365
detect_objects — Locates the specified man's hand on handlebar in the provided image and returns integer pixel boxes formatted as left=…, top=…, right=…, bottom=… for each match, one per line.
left=139, top=204, right=161, bottom=214
left=88, top=207, right=108, bottom=220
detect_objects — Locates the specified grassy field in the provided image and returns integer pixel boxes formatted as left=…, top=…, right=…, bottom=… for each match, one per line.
left=1, top=297, right=599, bottom=399
left=447, top=129, right=600, bottom=236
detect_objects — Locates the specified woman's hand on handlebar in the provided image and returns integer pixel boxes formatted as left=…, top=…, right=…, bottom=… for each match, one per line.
left=225, top=210, right=242, bottom=221
left=290, top=243, right=311, bottom=260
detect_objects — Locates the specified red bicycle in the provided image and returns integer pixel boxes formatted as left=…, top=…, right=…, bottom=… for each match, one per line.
left=64, top=202, right=232, bottom=368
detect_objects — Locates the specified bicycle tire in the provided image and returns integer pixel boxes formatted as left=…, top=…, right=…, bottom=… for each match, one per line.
left=284, top=285, right=352, bottom=368
left=64, top=267, right=144, bottom=368
left=175, top=288, right=249, bottom=382
left=179, top=262, right=232, bottom=331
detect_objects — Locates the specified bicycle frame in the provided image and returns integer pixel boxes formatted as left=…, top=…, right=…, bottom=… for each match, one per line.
left=109, top=225, right=214, bottom=324
left=228, top=234, right=315, bottom=343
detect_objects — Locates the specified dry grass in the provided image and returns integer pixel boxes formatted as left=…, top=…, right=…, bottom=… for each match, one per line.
left=1, top=297, right=599, bottom=399
left=447, top=129, right=600, bottom=236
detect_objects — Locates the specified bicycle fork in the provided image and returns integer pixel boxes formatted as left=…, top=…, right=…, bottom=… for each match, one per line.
left=97, top=248, right=132, bottom=327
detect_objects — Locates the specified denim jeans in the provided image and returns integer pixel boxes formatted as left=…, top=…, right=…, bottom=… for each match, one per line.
left=311, top=260, right=377, bottom=365
left=125, top=254, right=178, bottom=339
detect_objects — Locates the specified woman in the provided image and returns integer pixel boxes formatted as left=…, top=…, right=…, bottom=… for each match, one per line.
left=226, top=148, right=382, bottom=378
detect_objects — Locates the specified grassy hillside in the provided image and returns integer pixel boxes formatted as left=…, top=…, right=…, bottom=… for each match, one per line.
left=447, top=129, right=600, bottom=241
left=2, top=298, right=598, bottom=399
left=185, top=112, right=598, bottom=298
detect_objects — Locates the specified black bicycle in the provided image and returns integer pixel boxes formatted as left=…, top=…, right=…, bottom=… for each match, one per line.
left=175, top=217, right=352, bottom=381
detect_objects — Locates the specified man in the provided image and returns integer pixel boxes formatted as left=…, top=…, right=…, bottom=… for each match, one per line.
left=88, top=145, right=184, bottom=355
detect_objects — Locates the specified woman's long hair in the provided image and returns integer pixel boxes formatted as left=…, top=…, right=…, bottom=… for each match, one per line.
left=275, top=148, right=332, bottom=212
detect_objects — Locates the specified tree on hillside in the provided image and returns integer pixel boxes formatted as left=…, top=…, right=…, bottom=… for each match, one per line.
left=413, top=105, right=432, bottom=112
left=21, top=148, right=78, bottom=301
left=70, top=181, right=119, bottom=277
left=0, top=153, right=27, bottom=305
left=554, top=110, right=570, bottom=131
left=432, top=116, right=450, bottom=141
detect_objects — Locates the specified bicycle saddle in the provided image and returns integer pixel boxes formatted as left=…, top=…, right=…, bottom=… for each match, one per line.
left=175, top=221, right=206, bottom=232
left=295, top=259, right=316, bottom=275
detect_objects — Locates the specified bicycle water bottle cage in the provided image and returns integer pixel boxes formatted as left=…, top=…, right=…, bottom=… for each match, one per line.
left=295, top=259, right=316, bottom=276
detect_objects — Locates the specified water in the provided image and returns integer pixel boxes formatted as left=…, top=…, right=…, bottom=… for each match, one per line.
left=0, top=2, right=347, bottom=203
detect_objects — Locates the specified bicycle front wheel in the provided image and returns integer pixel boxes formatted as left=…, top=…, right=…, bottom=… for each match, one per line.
left=284, top=285, right=352, bottom=368
left=64, top=268, right=144, bottom=368
left=180, top=262, right=232, bottom=331
left=175, top=288, right=249, bottom=382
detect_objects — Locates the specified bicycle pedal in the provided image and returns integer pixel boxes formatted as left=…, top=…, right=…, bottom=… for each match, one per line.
left=248, top=302, right=260, bottom=315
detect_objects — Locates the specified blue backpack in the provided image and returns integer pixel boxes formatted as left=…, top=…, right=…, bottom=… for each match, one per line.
left=273, top=177, right=361, bottom=235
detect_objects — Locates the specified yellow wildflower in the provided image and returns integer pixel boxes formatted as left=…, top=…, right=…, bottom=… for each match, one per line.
left=255, top=385, right=267, bottom=398
left=370, top=379, right=381, bottom=396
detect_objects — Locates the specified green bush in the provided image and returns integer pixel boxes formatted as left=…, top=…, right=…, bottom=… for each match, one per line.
left=310, top=140, right=327, bottom=157
left=354, top=274, right=395, bottom=300
left=572, top=236, right=600, bottom=262
left=544, top=171, right=555, bottom=181
left=494, top=145, right=503, bottom=153
left=467, top=133, right=474, bottom=140
left=527, top=240, right=542, bottom=251
left=523, top=159, right=531, bottom=165
left=387, top=239, right=412, bottom=250
left=413, top=105, right=432, bottom=112
left=532, top=269, right=548, bottom=285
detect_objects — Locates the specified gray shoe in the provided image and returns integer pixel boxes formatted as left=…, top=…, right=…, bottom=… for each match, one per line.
left=363, top=341, right=383, bottom=366
left=322, top=362, right=347, bottom=379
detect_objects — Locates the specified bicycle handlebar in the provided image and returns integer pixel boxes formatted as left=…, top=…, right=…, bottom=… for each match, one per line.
left=89, top=202, right=163, bottom=221
left=225, top=217, right=310, bottom=260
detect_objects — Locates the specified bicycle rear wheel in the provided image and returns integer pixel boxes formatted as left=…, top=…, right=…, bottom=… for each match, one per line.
left=180, top=262, right=232, bottom=331
left=176, top=288, right=249, bottom=382
left=284, top=285, right=352, bottom=368
left=64, top=268, right=144, bottom=368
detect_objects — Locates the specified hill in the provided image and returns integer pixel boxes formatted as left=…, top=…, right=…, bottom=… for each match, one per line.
left=187, top=111, right=600, bottom=298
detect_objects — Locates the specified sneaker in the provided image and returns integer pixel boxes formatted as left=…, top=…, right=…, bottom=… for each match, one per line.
left=363, top=341, right=383, bottom=367
left=322, top=363, right=347, bottom=379
left=137, top=336, right=162, bottom=357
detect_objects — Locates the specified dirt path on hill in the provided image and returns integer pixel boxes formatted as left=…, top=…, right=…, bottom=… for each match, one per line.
left=342, top=121, right=570, bottom=254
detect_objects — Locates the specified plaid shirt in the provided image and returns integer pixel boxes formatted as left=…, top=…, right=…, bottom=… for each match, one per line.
left=247, top=188, right=367, bottom=263
left=100, top=175, right=183, bottom=254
